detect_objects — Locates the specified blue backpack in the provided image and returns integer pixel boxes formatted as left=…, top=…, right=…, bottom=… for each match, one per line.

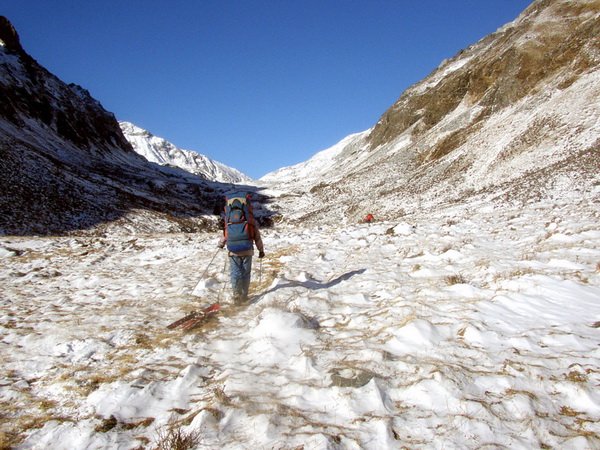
left=224, top=192, right=255, bottom=253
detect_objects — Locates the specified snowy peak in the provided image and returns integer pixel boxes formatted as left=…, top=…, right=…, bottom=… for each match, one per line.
left=260, top=130, right=370, bottom=185
left=120, top=121, right=252, bottom=184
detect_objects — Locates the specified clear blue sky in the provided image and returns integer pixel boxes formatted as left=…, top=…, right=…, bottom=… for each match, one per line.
left=5, top=1, right=532, bottom=178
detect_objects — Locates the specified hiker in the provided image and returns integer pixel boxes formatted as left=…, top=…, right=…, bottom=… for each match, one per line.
left=218, top=192, right=265, bottom=304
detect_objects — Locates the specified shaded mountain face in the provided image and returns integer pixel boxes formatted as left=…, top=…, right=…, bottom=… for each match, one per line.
left=120, top=122, right=252, bottom=184
left=0, top=17, right=131, bottom=157
left=262, top=0, right=600, bottom=225
left=0, top=17, right=233, bottom=235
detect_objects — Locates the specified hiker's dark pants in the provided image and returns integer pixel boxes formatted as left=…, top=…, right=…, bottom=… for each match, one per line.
left=229, top=255, right=252, bottom=303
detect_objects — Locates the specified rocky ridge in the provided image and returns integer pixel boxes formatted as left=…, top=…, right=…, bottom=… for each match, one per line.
left=261, top=0, right=600, bottom=225
left=120, top=121, right=251, bottom=184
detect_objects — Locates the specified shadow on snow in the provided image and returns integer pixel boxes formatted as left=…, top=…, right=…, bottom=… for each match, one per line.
left=252, top=268, right=367, bottom=301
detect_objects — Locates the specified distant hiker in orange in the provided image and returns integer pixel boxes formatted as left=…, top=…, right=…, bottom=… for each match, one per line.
left=218, top=192, right=265, bottom=304
left=364, top=213, right=375, bottom=223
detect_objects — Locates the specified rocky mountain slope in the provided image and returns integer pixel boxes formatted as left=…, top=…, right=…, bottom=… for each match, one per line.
left=0, top=17, right=235, bottom=236
left=2, top=0, right=598, bottom=235
left=261, top=0, right=600, bottom=225
left=120, top=121, right=252, bottom=184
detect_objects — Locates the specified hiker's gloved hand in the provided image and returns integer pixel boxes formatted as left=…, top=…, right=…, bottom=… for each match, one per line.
left=258, top=251, right=265, bottom=259
left=218, top=242, right=225, bottom=249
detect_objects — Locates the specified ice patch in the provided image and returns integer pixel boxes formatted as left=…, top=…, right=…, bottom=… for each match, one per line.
left=546, top=258, right=587, bottom=270
left=191, top=277, right=221, bottom=296
left=0, top=247, right=16, bottom=258
left=243, top=308, right=317, bottom=365
left=385, top=319, right=444, bottom=355
left=53, top=339, right=110, bottom=363
left=391, top=222, right=416, bottom=236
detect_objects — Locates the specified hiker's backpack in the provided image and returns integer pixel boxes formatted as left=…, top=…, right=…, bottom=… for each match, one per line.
left=224, top=192, right=255, bottom=253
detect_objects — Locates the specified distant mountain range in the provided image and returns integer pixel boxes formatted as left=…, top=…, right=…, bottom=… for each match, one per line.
left=120, top=122, right=251, bottom=184
left=1, top=0, right=599, bottom=235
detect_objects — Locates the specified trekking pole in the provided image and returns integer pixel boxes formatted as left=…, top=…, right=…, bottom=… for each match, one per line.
left=259, top=258, right=263, bottom=286
left=191, top=248, right=221, bottom=294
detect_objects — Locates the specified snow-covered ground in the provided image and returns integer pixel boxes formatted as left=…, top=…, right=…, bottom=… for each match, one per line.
left=1, top=196, right=599, bottom=449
